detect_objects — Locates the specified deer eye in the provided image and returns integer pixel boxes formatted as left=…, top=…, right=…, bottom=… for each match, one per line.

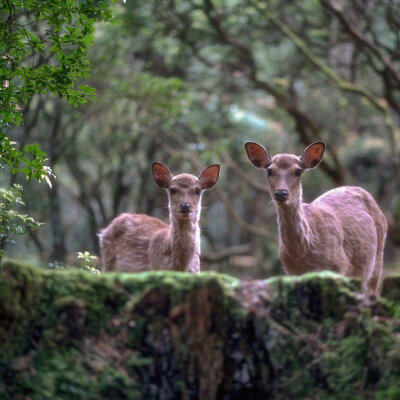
left=267, top=169, right=273, bottom=177
left=294, top=168, right=302, bottom=177
left=195, top=187, right=201, bottom=195
left=170, top=188, right=177, bottom=195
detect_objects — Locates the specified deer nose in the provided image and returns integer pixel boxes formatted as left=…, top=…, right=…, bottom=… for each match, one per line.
left=274, top=190, right=288, bottom=201
left=180, top=203, right=192, bottom=213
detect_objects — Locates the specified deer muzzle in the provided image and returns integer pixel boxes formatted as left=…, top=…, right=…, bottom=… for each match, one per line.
left=274, top=190, right=288, bottom=202
left=179, top=203, right=192, bottom=214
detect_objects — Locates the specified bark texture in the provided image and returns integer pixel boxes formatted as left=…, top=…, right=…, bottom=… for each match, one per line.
left=0, top=261, right=399, bottom=399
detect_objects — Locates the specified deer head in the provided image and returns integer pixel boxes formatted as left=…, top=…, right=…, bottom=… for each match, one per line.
left=244, top=141, right=325, bottom=205
left=152, top=162, right=220, bottom=220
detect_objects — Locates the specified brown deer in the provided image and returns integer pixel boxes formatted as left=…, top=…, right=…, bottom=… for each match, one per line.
left=245, top=141, right=387, bottom=295
left=99, top=162, right=220, bottom=273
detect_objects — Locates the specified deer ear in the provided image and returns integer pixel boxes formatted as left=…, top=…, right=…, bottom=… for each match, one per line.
left=300, top=142, right=325, bottom=169
left=199, top=164, right=220, bottom=190
left=244, top=142, right=271, bottom=169
left=152, top=162, right=172, bottom=188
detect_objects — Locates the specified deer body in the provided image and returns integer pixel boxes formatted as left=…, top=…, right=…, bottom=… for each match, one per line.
left=245, top=142, right=387, bottom=294
left=100, top=164, right=219, bottom=273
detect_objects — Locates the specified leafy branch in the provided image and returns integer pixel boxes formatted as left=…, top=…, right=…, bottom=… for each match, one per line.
left=0, top=0, right=117, bottom=181
left=0, top=184, right=42, bottom=259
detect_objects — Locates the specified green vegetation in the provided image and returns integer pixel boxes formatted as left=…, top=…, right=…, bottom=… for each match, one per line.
left=0, top=184, right=41, bottom=260
left=1, top=3, right=399, bottom=398
left=1, top=261, right=400, bottom=399
left=0, top=0, right=116, bottom=180
left=0, top=0, right=398, bottom=277
left=76, top=251, right=100, bottom=273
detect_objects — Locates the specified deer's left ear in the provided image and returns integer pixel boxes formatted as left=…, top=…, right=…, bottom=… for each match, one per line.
left=199, top=164, right=220, bottom=190
left=300, top=142, right=325, bottom=169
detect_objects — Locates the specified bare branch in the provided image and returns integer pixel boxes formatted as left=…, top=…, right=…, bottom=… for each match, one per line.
left=221, top=153, right=269, bottom=194
left=322, top=0, right=400, bottom=87
left=201, top=0, right=346, bottom=184
left=201, top=243, right=253, bottom=262
left=252, top=1, right=400, bottom=189
left=215, top=187, right=278, bottom=241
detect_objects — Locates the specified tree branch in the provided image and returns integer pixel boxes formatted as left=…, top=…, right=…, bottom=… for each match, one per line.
left=322, top=0, right=400, bottom=87
left=253, top=1, right=400, bottom=189
left=201, top=243, right=253, bottom=263
left=201, top=0, right=346, bottom=184
left=221, top=153, right=269, bottom=195
left=215, top=187, right=278, bottom=241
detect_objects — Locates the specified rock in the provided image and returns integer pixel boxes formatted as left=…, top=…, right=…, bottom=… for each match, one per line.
left=0, top=261, right=399, bottom=399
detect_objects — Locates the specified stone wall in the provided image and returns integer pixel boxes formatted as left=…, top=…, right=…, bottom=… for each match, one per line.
left=0, top=261, right=399, bottom=399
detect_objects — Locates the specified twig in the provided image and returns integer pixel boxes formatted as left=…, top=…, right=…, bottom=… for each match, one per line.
left=201, top=243, right=253, bottom=262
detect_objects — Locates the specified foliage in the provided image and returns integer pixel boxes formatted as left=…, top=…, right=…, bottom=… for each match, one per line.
left=77, top=251, right=100, bottom=273
left=0, top=0, right=117, bottom=180
left=0, top=184, right=41, bottom=258
left=3, top=1, right=400, bottom=273
left=0, top=136, right=52, bottom=181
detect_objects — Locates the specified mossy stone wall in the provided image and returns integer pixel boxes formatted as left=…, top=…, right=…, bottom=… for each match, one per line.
left=1, top=261, right=400, bottom=399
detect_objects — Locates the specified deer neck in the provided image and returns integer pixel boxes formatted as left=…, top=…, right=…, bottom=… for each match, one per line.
left=275, top=195, right=313, bottom=254
left=169, top=215, right=200, bottom=271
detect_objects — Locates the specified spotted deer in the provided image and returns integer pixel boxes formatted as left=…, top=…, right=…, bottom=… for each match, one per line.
left=245, top=141, right=387, bottom=295
left=100, top=163, right=220, bottom=273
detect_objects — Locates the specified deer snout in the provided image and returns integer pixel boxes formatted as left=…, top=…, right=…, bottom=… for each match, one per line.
left=179, top=203, right=192, bottom=213
left=274, top=189, right=288, bottom=202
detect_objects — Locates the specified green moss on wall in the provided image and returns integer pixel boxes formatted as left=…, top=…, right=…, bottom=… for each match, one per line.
left=0, top=261, right=399, bottom=399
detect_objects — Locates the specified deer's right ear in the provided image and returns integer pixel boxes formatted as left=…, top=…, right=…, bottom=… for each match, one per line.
left=244, top=142, right=271, bottom=169
left=152, top=162, right=172, bottom=188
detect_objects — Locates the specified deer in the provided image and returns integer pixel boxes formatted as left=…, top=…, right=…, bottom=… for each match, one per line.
left=245, top=141, right=387, bottom=295
left=99, top=162, right=220, bottom=273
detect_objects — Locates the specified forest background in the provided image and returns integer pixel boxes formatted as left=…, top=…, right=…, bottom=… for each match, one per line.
left=1, top=0, right=400, bottom=278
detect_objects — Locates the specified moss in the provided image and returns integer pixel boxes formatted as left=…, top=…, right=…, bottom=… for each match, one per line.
left=116, top=270, right=239, bottom=306
left=381, top=274, right=400, bottom=302
left=1, top=260, right=400, bottom=399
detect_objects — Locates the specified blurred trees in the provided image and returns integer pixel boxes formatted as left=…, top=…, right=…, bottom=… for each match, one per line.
left=3, top=0, right=400, bottom=276
left=0, top=0, right=116, bottom=263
